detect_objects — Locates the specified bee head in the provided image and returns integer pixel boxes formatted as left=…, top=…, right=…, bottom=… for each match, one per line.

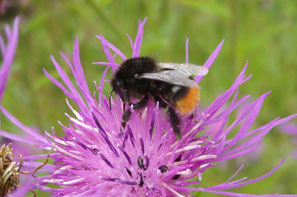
left=111, top=77, right=127, bottom=101
left=111, top=77, right=123, bottom=92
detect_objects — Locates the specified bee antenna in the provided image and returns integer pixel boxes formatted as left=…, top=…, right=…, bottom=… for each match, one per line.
left=109, top=89, right=115, bottom=110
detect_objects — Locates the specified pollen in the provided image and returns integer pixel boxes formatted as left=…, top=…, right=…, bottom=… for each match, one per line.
left=176, top=87, right=199, bottom=114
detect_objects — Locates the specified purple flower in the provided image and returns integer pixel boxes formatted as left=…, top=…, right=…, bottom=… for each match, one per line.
left=0, top=17, right=19, bottom=102
left=1, top=18, right=297, bottom=196
left=0, top=17, right=21, bottom=196
left=0, top=17, right=48, bottom=197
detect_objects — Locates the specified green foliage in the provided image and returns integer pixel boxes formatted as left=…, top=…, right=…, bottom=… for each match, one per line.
left=1, top=0, right=297, bottom=196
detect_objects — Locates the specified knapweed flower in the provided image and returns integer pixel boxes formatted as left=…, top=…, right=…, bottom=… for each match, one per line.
left=0, top=144, right=21, bottom=196
left=0, top=17, right=47, bottom=197
left=1, top=18, right=297, bottom=196
left=0, top=17, right=24, bottom=196
left=0, top=17, right=19, bottom=102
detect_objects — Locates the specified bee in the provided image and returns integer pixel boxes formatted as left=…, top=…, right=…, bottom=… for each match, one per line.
left=110, top=56, right=208, bottom=139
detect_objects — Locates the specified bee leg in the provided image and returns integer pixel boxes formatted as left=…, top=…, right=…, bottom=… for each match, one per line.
left=121, top=95, right=148, bottom=129
left=108, top=89, right=115, bottom=110
left=154, top=96, right=181, bottom=139
left=121, top=91, right=131, bottom=128
left=154, top=96, right=168, bottom=108
left=121, top=109, right=131, bottom=128
left=133, top=95, right=148, bottom=110
left=168, top=107, right=182, bottom=140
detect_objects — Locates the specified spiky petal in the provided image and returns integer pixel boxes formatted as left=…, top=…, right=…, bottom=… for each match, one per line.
left=0, top=17, right=19, bottom=102
left=1, top=18, right=296, bottom=197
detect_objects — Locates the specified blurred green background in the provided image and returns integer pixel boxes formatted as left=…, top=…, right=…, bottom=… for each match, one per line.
left=1, top=0, right=297, bottom=196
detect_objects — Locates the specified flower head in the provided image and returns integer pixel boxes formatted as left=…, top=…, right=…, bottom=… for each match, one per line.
left=0, top=17, right=19, bottom=102
left=0, top=144, right=21, bottom=196
left=1, top=18, right=297, bottom=196
left=0, top=17, right=28, bottom=197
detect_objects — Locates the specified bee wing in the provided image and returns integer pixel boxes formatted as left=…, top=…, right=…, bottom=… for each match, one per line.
left=138, top=70, right=198, bottom=87
left=158, top=63, right=208, bottom=76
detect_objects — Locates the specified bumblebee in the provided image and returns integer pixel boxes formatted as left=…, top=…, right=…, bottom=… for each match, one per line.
left=111, top=56, right=208, bottom=139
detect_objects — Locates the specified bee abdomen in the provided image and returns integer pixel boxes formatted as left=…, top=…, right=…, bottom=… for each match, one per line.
left=176, top=87, right=200, bottom=114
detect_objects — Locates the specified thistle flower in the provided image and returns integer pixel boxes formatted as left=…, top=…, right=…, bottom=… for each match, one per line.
left=1, top=18, right=297, bottom=196
left=0, top=17, right=49, bottom=197
left=0, top=17, right=19, bottom=102
left=0, top=17, right=27, bottom=196
left=0, top=144, right=21, bottom=196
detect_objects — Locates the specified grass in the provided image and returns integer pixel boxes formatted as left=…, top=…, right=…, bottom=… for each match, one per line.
left=1, top=0, right=297, bottom=196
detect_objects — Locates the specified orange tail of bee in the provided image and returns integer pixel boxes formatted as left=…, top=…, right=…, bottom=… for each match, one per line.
left=176, top=87, right=200, bottom=114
